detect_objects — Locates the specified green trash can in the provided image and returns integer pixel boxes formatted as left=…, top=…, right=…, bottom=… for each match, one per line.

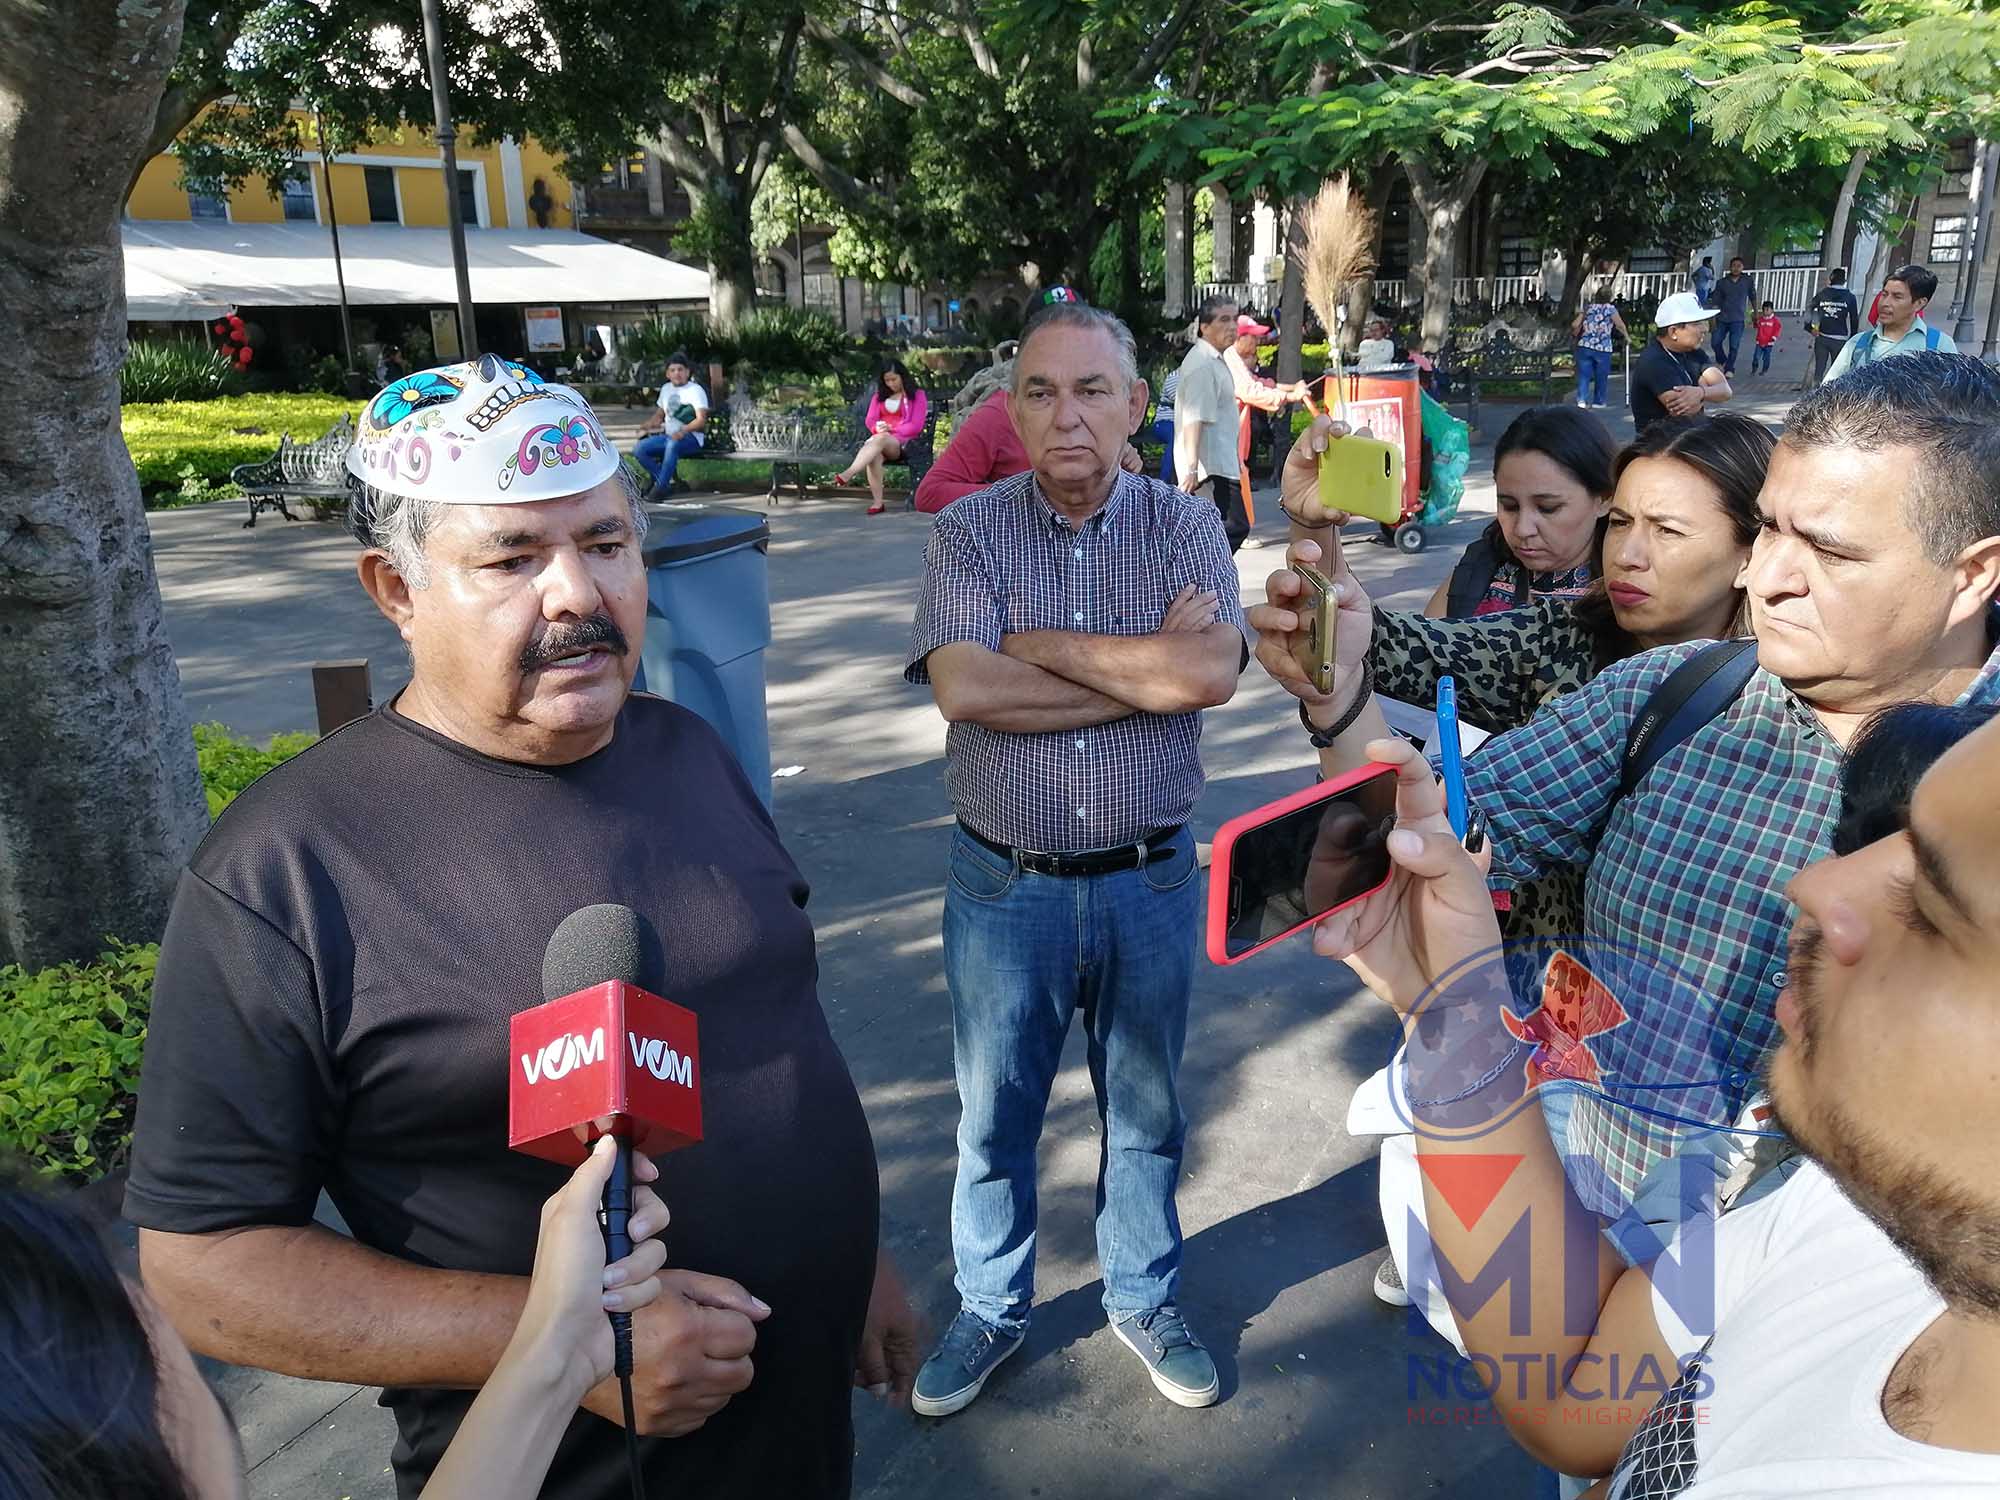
left=636, top=505, right=773, bottom=806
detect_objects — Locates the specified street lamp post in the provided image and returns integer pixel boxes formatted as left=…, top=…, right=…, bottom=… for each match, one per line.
left=1952, top=138, right=1995, bottom=351
left=418, top=0, right=479, bottom=359
left=315, top=112, right=357, bottom=377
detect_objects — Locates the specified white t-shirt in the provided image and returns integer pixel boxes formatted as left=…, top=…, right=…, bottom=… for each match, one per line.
left=1356, top=336, right=1396, bottom=371
left=656, top=380, right=709, bottom=445
left=1605, top=1162, right=2000, bottom=1497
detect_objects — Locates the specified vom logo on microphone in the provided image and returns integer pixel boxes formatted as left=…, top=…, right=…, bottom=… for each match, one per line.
left=628, top=1032, right=695, bottom=1089
left=519, top=1028, right=605, bottom=1085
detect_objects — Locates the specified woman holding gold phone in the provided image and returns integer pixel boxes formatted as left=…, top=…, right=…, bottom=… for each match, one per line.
left=1272, top=411, right=1773, bottom=738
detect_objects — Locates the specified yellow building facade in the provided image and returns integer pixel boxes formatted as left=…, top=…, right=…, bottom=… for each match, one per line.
left=126, top=111, right=576, bottom=233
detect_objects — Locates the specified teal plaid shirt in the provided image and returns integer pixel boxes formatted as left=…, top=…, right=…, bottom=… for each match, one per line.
left=1468, top=625, right=2000, bottom=1208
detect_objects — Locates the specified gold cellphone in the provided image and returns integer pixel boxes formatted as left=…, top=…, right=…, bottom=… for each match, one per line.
left=1290, top=562, right=1338, bottom=696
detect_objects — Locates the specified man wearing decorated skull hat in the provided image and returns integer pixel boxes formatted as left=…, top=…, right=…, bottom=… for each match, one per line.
left=125, top=357, right=918, bottom=1499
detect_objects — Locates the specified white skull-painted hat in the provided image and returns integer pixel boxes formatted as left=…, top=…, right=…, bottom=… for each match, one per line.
left=346, top=354, right=621, bottom=504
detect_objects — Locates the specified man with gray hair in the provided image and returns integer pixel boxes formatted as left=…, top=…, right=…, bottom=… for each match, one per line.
left=1173, top=292, right=1248, bottom=550
left=126, top=355, right=918, bottom=1499
left=906, top=303, right=1248, bottom=1417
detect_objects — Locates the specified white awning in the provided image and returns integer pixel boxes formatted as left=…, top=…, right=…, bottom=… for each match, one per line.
left=126, top=259, right=236, bottom=321
left=121, top=220, right=710, bottom=311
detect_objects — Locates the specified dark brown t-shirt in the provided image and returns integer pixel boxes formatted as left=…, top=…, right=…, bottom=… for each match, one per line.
left=125, top=695, right=878, bottom=1499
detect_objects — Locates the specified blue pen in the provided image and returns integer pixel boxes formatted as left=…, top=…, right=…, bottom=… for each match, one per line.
left=1436, top=675, right=1469, bottom=840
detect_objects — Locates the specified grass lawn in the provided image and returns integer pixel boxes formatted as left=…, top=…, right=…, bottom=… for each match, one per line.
left=124, top=393, right=361, bottom=503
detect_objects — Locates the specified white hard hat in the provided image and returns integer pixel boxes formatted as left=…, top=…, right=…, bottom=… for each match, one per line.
left=1654, top=291, right=1719, bottom=328
left=346, top=354, right=622, bottom=504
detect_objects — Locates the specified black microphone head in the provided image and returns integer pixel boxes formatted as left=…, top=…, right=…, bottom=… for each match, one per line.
left=541, top=904, right=666, bottom=1002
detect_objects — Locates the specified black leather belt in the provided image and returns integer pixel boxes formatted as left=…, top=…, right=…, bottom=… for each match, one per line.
left=959, top=821, right=1182, bottom=878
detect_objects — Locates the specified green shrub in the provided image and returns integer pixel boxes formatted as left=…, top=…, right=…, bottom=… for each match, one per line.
left=122, top=392, right=360, bottom=494
left=731, top=307, right=850, bottom=374
left=624, top=314, right=739, bottom=370
left=194, top=721, right=317, bottom=817
left=311, top=354, right=351, bottom=395
left=0, top=941, right=158, bottom=1182
left=122, top=340, right=236, bottom=404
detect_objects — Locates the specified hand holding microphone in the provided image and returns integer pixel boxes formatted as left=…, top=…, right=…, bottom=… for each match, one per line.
left=511, top=904, right=770, bottom=1447
left=508, top=1136, right=673, bottom=1403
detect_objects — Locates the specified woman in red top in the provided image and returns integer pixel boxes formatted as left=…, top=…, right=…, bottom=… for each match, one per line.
left=838, top=359, right=930, bottom=514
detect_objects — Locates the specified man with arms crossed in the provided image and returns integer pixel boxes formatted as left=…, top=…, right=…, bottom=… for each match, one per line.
left=906, top=302, right=1246, bottom=1417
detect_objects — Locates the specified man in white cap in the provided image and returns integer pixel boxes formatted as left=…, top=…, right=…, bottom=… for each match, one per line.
left=1630, top=289, right=1732, bottom=433
left=126, top=356, right=918, bottom=1499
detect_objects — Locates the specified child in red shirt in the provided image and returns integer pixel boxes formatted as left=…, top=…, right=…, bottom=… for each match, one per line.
left=1751, top=302, right=1782, bottom=376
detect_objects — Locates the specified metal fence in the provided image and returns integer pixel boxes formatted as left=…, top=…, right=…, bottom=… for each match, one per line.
left=1197, top=264, right=1826, bottom=318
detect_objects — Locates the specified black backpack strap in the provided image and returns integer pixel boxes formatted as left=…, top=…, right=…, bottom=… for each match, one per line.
left=1619, top=640, right=1760, bottom=799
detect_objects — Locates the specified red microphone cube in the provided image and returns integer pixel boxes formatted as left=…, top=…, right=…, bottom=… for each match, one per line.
left=508, top=981, right=703, bottom=1165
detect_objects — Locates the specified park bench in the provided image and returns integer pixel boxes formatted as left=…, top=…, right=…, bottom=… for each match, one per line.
left=699, top=396, right=942, bottom=503
left=1434, top=329, right=1560, bottom=431
left=229, top=415, right=360, bottom=529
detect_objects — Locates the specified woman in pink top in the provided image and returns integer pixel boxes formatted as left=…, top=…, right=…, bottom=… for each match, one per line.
left=838, top=360, right=929, bottom=514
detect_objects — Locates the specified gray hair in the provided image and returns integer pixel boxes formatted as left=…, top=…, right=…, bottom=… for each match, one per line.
left=1012, top=303, right=1140, bottom=392
left=355, top=461, right=648, bottom=588
left=1195, top=292, right=1238, bottom=328
left=1784, top=351, right=2000, bottom=566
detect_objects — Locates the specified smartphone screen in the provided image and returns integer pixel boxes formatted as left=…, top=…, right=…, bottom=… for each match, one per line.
left=1221, top=771, right=1397, bottom=959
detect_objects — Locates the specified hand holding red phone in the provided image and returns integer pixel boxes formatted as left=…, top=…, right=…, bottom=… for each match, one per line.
left=1309, top=738, right=1498, bottom=1015
left=1207, top=762, right=1399, bottom=965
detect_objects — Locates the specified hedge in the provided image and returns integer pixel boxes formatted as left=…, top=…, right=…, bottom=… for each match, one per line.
left=123, top=393, right=361, bottom=494
left=0, top=724, right=316, bottom=1183
left=194, top=721, right=318, bottom=818
left=0, top=942, right=159, bottom=1181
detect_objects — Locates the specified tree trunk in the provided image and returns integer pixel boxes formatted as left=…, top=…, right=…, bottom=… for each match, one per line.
left=1117, top=193, right=1143, bottom=329
left=0, top=0, right=208, bottom=969
left=679, top=171, right=760, bottom=332
left=709, top=251, right=759, bottom=332
left=1824, top=150, right=1871, bottom=276
left=1405, top=158, right=1488, bottom=353
left=1337, top=171, right=1397, bottom=356
left=1276, top=195, right=1309, bottom=386
left=1341, top=276, right=1373, bottom=357
left=1552, top=230, right=1595, bottom=328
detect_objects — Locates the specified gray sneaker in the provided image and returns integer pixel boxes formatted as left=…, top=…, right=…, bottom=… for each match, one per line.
left=1373, top=1252, right=1412, bottom=1307
left=912, top=1308, right=1024, bottom=1418
left=1110, top=1305, right=1219, bottom=1408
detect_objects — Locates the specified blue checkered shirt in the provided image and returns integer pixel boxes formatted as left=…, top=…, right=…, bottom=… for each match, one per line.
left=905, top=468, right=1247, bottom=853
left=1470, top=628, right=2000, bottom=1205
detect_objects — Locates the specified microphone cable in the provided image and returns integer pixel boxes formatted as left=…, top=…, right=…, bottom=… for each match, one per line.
left=602, top=1134, right=648, bottom=1500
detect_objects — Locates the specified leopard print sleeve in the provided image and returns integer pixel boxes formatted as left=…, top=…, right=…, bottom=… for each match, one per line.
left=1367, top=596, right=1597, bottom=733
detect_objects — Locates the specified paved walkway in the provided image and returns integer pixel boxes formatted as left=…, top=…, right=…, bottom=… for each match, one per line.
left=141, top=360, right=1812, bottom=1499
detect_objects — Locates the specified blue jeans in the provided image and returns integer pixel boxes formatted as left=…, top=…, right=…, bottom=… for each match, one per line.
left=941, top=825, right=1201, bottom=1334
left=1711, top=321, right=1744, bottom=373
left=1751, top=342, right=1773, bottom=375
left=1575, top=348, right=1610, bottom=406
left=1151, top=416, right=1176, bottom=484
left=634, top=431, right=702, bottom=488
